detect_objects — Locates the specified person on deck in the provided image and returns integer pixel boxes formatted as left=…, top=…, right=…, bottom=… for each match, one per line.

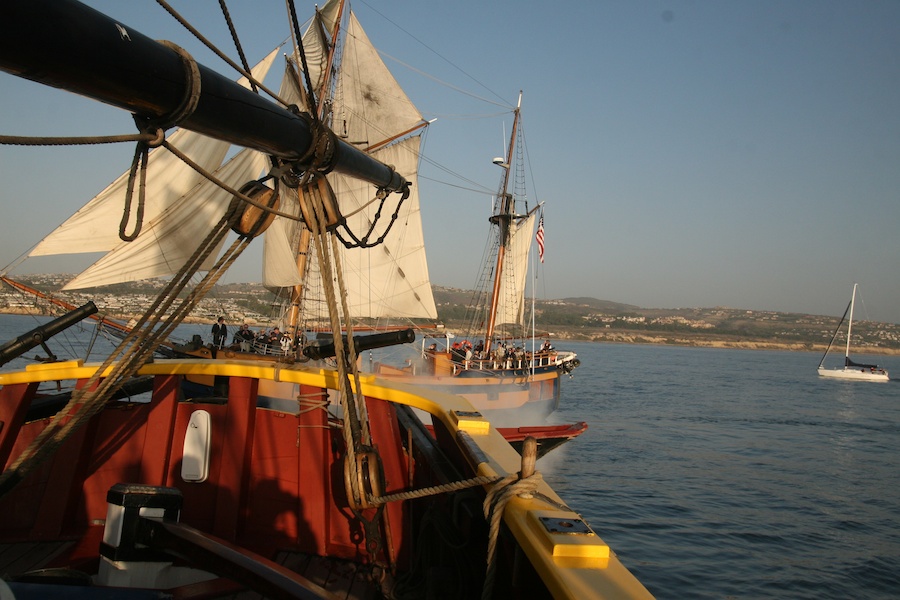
left=211, top=317, right=227, bottom=349
left=234, top=323, right=255, bottom=351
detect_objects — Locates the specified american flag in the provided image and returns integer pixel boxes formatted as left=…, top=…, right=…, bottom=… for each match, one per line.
left=536, top=216, right=545, bottom=263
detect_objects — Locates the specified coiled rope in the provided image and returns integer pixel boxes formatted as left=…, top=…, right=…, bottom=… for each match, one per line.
left=481, top=471, right=543, bottom=600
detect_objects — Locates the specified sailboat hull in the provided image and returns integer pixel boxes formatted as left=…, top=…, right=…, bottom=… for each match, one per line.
left=817, top=366, right=890, bottom=382
left=817, top=284, right=889, bottom=383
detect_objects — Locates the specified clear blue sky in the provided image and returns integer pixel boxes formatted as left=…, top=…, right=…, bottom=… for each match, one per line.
left=1, top=1, right=899, bottom=323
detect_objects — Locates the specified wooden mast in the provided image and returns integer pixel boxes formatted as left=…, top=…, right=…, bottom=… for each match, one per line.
left=483, top=92, right=522, bottom=354
left=286, top=0, right=347, bottom=335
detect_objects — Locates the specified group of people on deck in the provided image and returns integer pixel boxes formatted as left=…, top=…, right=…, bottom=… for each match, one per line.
left=434, top=338, right=555, bottom=367
left=211, top=317, right=302, bottom=355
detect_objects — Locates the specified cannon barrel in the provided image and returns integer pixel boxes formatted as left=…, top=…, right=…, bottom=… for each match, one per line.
left=0, top=0, right=408, bottom=193
left=0, top=302, right=99, bottom=366
left=304, top=329, right=416, bottom=361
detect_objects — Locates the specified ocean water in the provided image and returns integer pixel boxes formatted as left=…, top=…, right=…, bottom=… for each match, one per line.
left=542, top=341, right=900, bottom=599
left=2, top=315, right=898, bottom=599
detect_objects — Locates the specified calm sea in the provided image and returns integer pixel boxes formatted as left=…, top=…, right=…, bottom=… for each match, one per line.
left=544, top=340, right=900, bottom=600
left=2, top=315, right=898, bottom=599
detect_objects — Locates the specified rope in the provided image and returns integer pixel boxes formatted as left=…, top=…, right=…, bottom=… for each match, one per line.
left=296, top=396, right=330, bottom=416
left=0, top=133, right=162, bottom=146
left=162, top=140, right=303, bottom=222
left=328, top=224, right=371, bottom=444
left=119, top=139, right=150, bottom=242
left=481, top=471, right=543, bottom=600
left=217, top=0, right=256, bottom=94
left=155, top=0, right=287, bottom=105
left=366, top=474, right=502, bottom=507
left=151, top=41, right=202, bottom=131
left=300, top=173, right=364, bottom=506
left=0, top=205, right=249, bottom=497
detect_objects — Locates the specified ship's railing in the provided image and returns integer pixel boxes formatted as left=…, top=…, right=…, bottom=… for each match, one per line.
left=452, top=351, right=559, bottom=374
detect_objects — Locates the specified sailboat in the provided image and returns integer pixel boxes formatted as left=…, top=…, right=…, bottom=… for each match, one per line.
left=817, top=283, right=890, bottom=382
left=0, top=1, right=653, bottom=598
left=367, top=94, right=581, bottom=427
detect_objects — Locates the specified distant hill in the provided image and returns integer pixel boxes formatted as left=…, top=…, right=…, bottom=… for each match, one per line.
left=557, top=297, right=641, bottom=313
left=3, top=276, right=899, bottom=353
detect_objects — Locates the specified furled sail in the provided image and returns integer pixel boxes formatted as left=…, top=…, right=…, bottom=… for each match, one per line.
left=28, top=47, right=280, bottom=258
left=493, top=213, right=536, bottom=328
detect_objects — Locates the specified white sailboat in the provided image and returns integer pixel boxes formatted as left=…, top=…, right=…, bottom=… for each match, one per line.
left=817, top=283, right=890, bottom=382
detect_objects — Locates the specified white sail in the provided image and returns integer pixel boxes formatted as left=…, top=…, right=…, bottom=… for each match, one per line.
left=300, top=0, right=341, bottom=94
left=62, top=149, right=268, bottom=290
left=336, top=11, right=425, bottom=145
left=262, top=187, right=304, bottom=289
left=330, top=136, right=436, bottom=319
left=260, top=58, right=308, bottom=291
left=28, top=47, right=281, bottom=257
left=494, top=214, right=536, bottom=328
left=274, top=5, right=436, bottom=321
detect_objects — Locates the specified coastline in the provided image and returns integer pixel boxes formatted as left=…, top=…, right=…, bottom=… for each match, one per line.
left=547, top=329, right=900, bottom=356
left=4, top=307, right=898, bottom=356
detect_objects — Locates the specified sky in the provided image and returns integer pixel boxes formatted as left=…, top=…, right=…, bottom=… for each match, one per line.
left=1, top=0, right=899, bottom=323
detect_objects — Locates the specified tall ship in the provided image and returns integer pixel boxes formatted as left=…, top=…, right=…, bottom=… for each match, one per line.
left=2, top=0, right=577, bottom=428
left=367, top=94, right=581, bottom=427
left=0, top=1, right=651, bottom=598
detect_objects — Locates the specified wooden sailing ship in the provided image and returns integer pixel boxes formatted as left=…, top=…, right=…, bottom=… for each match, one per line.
left=0, top=0, right=649, bottom=597
left=2, top=0, right=577, bottom=429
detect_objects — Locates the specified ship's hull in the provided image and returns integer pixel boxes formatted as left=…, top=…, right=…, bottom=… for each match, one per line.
left=0, top=358, right=651, bottom=599
left=370, top=350, right=579, bottom=428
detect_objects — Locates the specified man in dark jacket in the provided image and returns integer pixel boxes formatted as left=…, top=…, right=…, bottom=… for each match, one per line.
left=212, top=316, right=228, bottom=348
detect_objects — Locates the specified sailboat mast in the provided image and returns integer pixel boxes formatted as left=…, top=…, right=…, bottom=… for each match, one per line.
left=286, top=0, right=347, bottom=334
left=845, top=283, right=857, bottom=362
left=484, top=92, right=522, bottom=353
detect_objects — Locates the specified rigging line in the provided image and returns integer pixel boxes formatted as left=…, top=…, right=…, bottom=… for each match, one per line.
left=423, top=111, right=511, bottom=121
left=217, top=0, right=256, bottom=93
left=418, top=173, right=494, bottom=196
left=286, top=0, right=320, bottom=120
left=161, top=140, right=303, bottom=221
left=154, top=0, right=288, bottom=106
left=376, top=49, right=510, bottom=109
left=329, top=227, right=372, bottom=444
left=0, top=133, right=162, bottom=146
left=0, top=216, right=239, bottom=498
left=355, top=0, right=509, bottom=106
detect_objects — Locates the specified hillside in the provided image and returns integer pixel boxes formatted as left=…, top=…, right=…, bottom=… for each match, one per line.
left=431, top=286, right=900, bottom=354
left=3, top=276, right=899, bottom=354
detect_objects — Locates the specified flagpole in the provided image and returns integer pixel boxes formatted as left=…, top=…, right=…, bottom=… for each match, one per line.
left=531, top=207, right=544, bottom=378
